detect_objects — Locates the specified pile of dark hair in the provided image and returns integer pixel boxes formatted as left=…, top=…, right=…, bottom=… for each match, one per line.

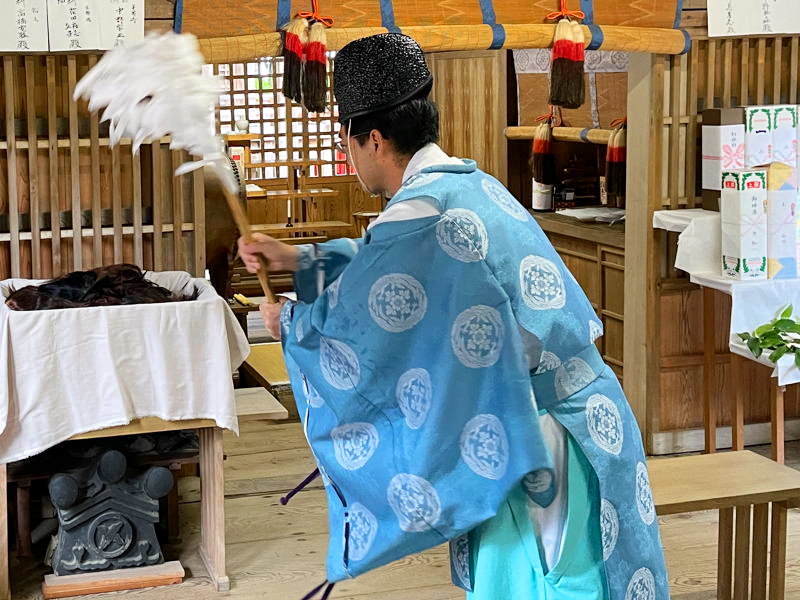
left=5, top=264, right=197, bottom=311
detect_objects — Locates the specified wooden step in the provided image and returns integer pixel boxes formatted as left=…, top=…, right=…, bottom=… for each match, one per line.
left=235, top=387, right=288, bottom=421
left=239, top=343, right=296, bottom=420
left=245, top=187, right=339, bottom=200
left=42, top=561, right=184, bottom=599
left=251, top=221, right=352, bottom=236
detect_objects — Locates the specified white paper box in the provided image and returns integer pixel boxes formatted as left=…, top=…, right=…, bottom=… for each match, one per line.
left=702, top=125, right=745, bottom=190
left=745, top=106, right=773, bottom=167
left=766, top=189, right=798, bottom=278
left=720, top=169, right=767, bottom=225
left=772, top=105, right=799, bottom=167
left=721, top=219, right=768, bottom=280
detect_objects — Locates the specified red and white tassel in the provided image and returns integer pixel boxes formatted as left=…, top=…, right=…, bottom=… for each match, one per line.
left=605, top=122, right=627, bottom=208
left=282, top=17, right=308, bottom=104
left=549, top=18, right=585, bottom=109
left=303, top=22, right=328, bottom=113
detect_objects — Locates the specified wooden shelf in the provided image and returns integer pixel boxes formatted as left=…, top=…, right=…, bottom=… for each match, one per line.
left=246, top=187, right=338, bottom=200
left=251, top=221, right=351, bottom=235
left=505, top=126, right=614, bottom=145
left=224, top=133, right=262, bottom=142
left=0, top=136, right=173, bottom=150
left=533, top=212, right=625, bottom=249
left=0, top=223, right=194, bottom=242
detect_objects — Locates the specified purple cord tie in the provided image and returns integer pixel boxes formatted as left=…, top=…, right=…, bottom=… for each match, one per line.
left=300, top=580, right=335, bottom=600
left=280, top=468, right=321, bottom=505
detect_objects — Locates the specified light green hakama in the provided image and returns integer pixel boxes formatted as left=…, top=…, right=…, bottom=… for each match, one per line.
left=467, top=434, right=609, bottom=600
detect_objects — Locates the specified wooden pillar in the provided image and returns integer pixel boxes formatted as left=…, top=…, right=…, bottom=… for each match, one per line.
left=623, top=53, right=665, bottom=447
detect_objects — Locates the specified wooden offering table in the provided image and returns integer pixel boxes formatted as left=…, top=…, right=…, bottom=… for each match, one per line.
left=0, top=388, right=288, bottom=599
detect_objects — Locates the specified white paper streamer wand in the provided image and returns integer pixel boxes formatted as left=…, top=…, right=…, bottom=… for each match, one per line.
left=74, top=31, right=277, bottom=303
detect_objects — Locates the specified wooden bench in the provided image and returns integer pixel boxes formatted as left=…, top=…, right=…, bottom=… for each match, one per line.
left=650, top=451, right=800, bottom=600
left=240, top=343, right=296, bottom=420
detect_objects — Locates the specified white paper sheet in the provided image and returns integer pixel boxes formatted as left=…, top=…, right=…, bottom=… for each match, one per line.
left=709, top=0, right=800, bottom=37
left=47, top=0, right=101, bottom=52
left=0, top=0, right=49, bottom=52
left=98, top=0, right=145, bottom=50
left=0, top=272, right=250, bottom=463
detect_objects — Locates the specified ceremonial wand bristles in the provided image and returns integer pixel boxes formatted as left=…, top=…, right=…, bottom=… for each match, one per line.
left=74, top=31, right=277, bottom=303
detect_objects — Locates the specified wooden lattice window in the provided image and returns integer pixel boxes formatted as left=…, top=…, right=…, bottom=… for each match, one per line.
left=207, top=56, right=354, bottom=182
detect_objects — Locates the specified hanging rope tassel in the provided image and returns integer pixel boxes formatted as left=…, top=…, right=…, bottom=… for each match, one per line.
left=546, top=1, right=586, bottom=110
left=303, top=22, right=329, bottom=113
left=605, top=119, right=627, bottom=208
left=282, top=17, right=309, bottom=104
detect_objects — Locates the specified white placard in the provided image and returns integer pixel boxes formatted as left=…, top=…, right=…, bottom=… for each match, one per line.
left=709, top=0, right=800, bottom=37
left=47, top=0, right=101, bottom=52
left=98, top=0, right=145, bottom=50
left=0, top=0, right=49, bottom=52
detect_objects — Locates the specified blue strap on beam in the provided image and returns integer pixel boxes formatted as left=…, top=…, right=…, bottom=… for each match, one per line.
left=380, top=0, right=402, bottom=33
left=674, top=0, right=684, bottom=28
left=276, top=0, right=292, bottom=30
left=580, top=0, right=594, bottom=24
left=173, top=0, right=184, bottom=32
left=587, top=24, right=603, bottom=50
left=579, top=128, right=591, bottom=143
left=680, top=29, right=692, bottom=54
left=479, top=0, right=506, bottom=50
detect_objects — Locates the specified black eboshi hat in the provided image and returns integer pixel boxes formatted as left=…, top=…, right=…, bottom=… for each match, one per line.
left=333, top=33, right=433, bottom=124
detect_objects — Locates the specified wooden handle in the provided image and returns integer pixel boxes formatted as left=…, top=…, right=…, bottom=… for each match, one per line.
left=221, top=185, right=278, bottom=304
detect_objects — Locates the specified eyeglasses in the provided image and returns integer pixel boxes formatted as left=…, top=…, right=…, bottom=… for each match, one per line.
left=335, top=132, right=368, bottom=155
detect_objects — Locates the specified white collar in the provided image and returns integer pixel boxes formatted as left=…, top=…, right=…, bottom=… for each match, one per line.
left=401, top=143, right=463, bottom=184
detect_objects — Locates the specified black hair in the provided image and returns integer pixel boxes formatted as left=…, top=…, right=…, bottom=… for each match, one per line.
left=348, top=97, right=440, bottom=157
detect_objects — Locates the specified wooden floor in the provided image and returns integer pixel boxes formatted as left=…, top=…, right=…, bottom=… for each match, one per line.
left=12, top=422, right=800, bottom=599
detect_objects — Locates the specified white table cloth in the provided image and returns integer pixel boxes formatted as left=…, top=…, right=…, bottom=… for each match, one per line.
left=654, top=211, right=800, bottom=387
left=0, top=271, right=250, bottom=462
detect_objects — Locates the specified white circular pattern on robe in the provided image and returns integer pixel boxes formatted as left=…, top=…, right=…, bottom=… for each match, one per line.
left=331, top=422, right=380, bottom=470
left=625, top=567, right=656, bottom=600
left=600, top=499, right=620, bottom=561
left=435, top=209, right=489, bottom=263
left=387, top=473, right=442, bottom=532
left=395, top=368, right=433, bottom=429
left=295, top=312, right=309, bottom=342
left=305, top=380, right=325, bottom=408
left=519, top=255, right=567, bottom=310
left=535, top=350, right=562, bottom=374
left=460, top=414, right=509, bottom=480
left=586, top=394, right=624, bottom=455
left=554, top=357, right=596, bottom=400
left=320, top=337, right=361, bottom=390
left=636, top=462, right=656, bottom=526
left=451, top=305, right=505, bottom=368
left=589, top=320, right=603, bottom=343
left=403, top=172, right=444, bottom=190
left=368, top=274, right=428, bottom=333
left=522, top=469, right=552, bottom=494
left=347, top=503, right=378, bottom=561
left=280, top=304, right=293, bottom=338
left=327, top=276, right=341, bottom=310
left=481, top=178, right=528, bottom=221
left=450, top=535, right=470, bottom=589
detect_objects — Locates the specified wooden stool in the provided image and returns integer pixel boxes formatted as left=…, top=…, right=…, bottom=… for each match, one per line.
left=352, top=211, right=380, bottom=237
left=240, top=343, right=296, bottom=420
left=650, top=451, right=800, bottom=600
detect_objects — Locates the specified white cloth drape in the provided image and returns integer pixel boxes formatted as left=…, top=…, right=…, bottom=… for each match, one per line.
left=0, top=271, right=249, bottom=462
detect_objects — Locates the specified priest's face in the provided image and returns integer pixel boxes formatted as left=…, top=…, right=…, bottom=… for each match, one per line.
left=338, top=127, right=393, bottom=197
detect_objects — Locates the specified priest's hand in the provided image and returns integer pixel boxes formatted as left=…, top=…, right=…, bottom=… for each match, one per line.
left=238, top=233, right=299, bottom=273
left=261, top=296, right=290, bottom=340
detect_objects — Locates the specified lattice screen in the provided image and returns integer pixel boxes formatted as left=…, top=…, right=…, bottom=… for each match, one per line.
left=206, top=55, right=354, bottom=183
